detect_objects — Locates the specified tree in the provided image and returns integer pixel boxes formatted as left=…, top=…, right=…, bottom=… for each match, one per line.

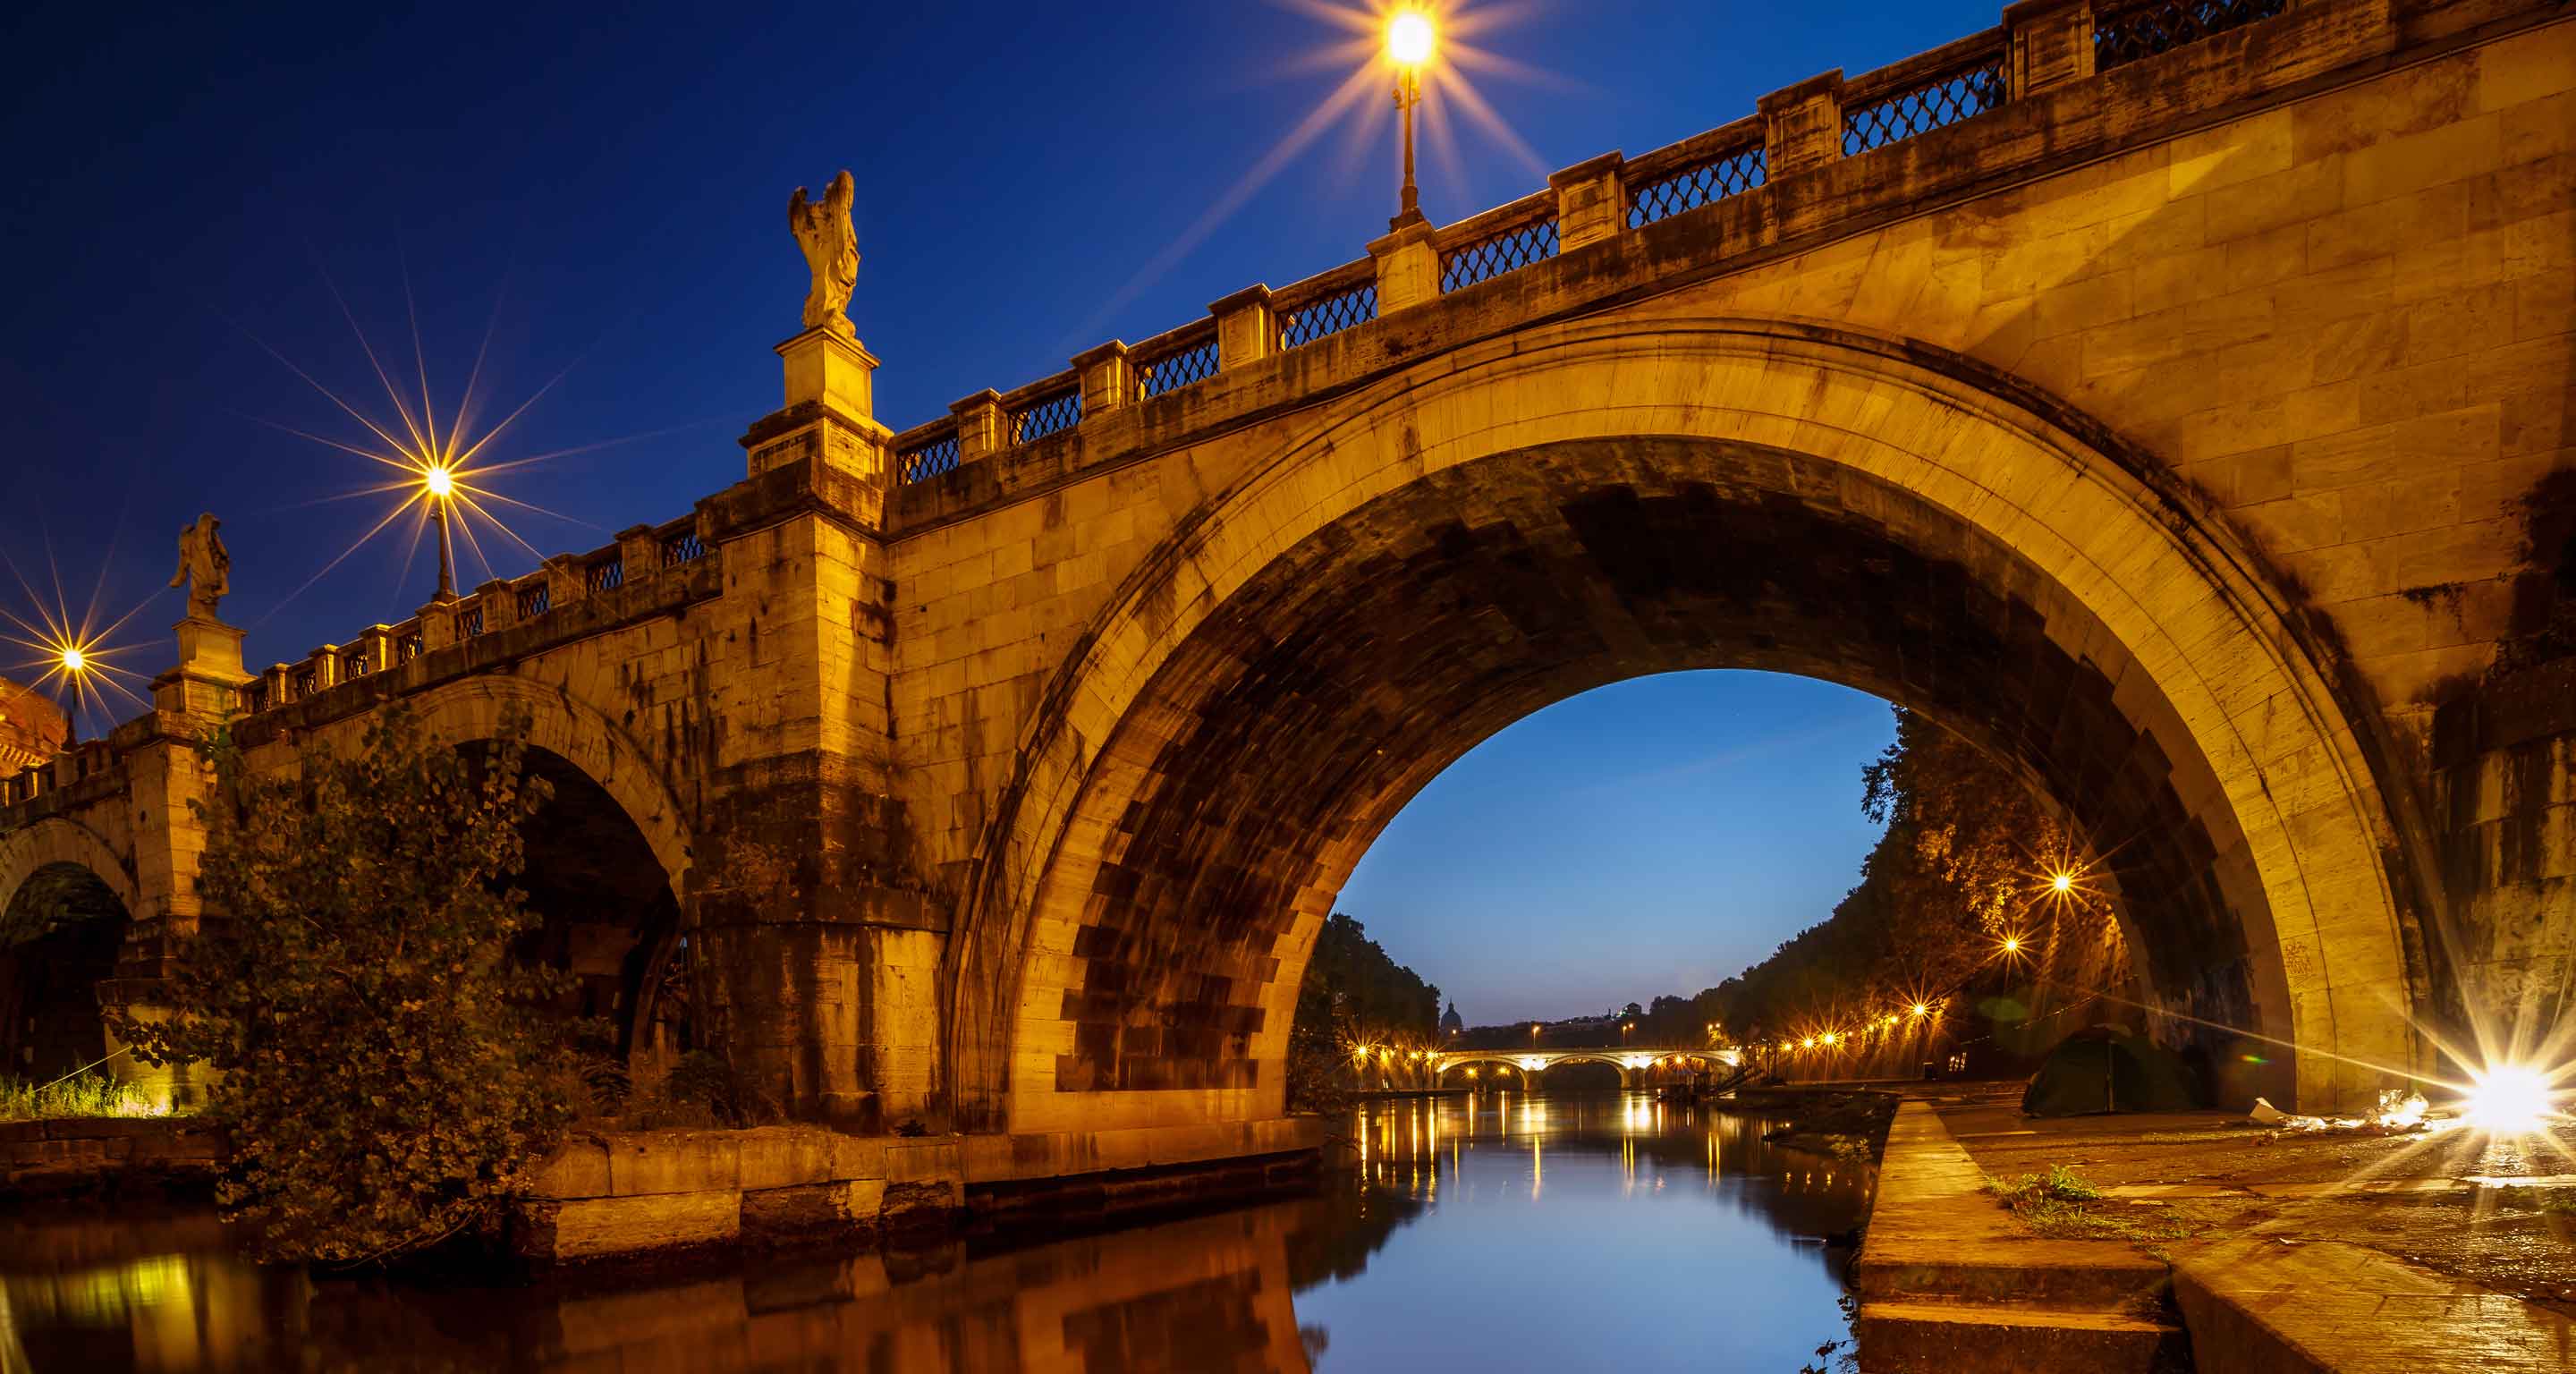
left=114, top=708, right=579, bottom=1265
left=1664, top=708, right=2131, bottom=1074
left=1286, top=913, right=1443, bottom=1110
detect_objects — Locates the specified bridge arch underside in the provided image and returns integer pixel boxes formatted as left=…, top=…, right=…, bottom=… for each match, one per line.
left=0, top=859, right=132, bottom=1084
left=500, top=746, right=691, bottom=1081
left=967, top=324, right=2419, bottom=1132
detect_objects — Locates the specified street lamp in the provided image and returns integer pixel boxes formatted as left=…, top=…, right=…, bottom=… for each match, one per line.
left=1385, top=8, right=1436, bottom=229
left=423, top=464, right=460, bottom=601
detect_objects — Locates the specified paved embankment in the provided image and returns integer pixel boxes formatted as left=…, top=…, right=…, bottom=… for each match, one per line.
left=1855, top=1102, right=2186, bottom=1372
left=2172, top=1235, right=2576, bottom=1371
left=1876, top=1086, right=2576, bottom=1371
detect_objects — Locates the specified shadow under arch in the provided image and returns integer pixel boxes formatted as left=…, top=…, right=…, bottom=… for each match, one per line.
left=944, top=317, right=2420, bottom=1128
left=0, top=819, right=140, bottom=1086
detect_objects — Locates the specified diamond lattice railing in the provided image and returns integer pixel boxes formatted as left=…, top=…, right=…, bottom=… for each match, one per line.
left=1843, top=55, right=2008, bottom=154
left=1628, top=144, right=1767, bottom=228
left=2094, top=0, right=2290, bottom=71
left=1441, top=215, right=1562, bottom=293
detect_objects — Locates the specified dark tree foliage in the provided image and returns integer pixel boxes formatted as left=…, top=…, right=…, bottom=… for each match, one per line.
left=1643, top=708, right=2127, bottom=1066
left=113, top=708, right=579, bottom=1265
left=1286, top=913, right=1442, bottom=1111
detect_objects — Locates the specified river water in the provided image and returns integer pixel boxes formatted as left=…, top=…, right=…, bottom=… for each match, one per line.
left=0, top=1091, right=1872, bottom=1371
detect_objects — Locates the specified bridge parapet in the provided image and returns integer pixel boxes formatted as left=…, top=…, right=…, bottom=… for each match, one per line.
left=230, top=508, right=709, bottom=722
left=876, top=0, right=2302, bottom=494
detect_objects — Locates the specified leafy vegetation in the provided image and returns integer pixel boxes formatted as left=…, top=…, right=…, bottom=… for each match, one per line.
left=0, top=1071, right=158, bottom=1121
left=109, top=708, right=579, bottom=1266
left=1984, top=1165, right=2199, bottom=1243
left=1287, top=912, right=1443, bottom=1112
left=1625, top=708, right=2131, bottom=1072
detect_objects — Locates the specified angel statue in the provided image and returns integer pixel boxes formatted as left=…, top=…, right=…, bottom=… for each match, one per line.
left=170, top=512, right=231, bottom=621
left=787, top=171, right=860, bottom=337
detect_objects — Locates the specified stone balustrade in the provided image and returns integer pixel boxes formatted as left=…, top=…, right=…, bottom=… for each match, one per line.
left=872, top=0, right=2296, bottom=481
left=220, top=510, right=708, bottom=724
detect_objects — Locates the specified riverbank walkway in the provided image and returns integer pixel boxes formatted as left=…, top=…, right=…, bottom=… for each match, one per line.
left=1860, top=1083, right=2576, bottom=1371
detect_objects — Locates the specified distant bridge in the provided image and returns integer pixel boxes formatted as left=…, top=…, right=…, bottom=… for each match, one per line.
left=1431, top=1047, right=1743, bottom=1090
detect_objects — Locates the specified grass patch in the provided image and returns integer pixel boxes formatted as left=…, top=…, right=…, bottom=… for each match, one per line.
left=0, top=1073, right=162, bottom=1122
left=1984, top=1165, right=2200, bottom=1244
left=2485, top=1185, right=2576, bottom=1216
left=1984, top=1165, right=2103, bottom=1207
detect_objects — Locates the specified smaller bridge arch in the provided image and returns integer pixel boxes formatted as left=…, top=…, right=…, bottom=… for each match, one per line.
left=284, top=676, right=695, bottom=905
left=0, top=817, right=139, bottom=922
left=261, top=677, right=700, bottom=1077
left=0, top=817, right=146, bottom=1094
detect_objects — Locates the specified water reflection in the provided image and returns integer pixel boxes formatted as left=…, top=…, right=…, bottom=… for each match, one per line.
left=0, top=1092, right=1869, bottom=1372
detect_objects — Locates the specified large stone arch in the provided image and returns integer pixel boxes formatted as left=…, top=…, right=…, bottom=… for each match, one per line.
left=946, top=317, right=2419, bottom=1130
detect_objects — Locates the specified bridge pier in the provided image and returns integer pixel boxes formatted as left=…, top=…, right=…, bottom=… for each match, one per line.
left=685, top=326, right=950, bottom=1132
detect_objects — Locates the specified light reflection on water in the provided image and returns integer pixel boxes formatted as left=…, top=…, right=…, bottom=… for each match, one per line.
left=0, top=1091, right=1868, bottom=1372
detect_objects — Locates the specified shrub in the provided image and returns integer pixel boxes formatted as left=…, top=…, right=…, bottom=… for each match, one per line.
left=111, top=708, right=576, bottom=1266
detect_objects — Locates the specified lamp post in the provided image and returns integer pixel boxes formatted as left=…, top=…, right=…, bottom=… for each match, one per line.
left=425, top=464, right=460, bottom=601
left=1385, top=9, right=1435, bottom=230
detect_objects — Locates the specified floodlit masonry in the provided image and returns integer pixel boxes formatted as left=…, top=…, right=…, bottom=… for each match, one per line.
left=1, top=0, right=2571, bottom=1191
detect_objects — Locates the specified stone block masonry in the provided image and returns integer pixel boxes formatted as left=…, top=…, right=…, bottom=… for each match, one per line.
left=512, top=1127, right=961, bottom=1264
left=0, top=0, right=2569, bottom=1195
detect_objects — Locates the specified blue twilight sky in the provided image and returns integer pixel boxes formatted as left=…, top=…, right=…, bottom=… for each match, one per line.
left=1343, top=673, right=1895, bottom=1023
left=0, top=0, right=1990, bottom=1014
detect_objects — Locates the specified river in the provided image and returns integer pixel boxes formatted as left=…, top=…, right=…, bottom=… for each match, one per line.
left=0, top=1091, right=1872, bottom=1371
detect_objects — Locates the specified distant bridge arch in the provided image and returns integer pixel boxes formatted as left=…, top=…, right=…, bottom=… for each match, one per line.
left=1433, top=1047, right=1742, bottom=1088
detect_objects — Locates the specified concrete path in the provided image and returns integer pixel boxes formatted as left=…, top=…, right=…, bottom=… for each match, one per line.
left=2173, top=1235, right=2576, bottom=1372
left=1887, top=1082, right=2576, bottom=1370
left=1855, top=1102, right=2185, bottom=1371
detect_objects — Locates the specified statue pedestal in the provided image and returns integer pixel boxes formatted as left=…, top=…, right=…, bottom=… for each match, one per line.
left=742, top=327, right=893, bottom=490
left=779, top=326, right=877, bottom=419
left=152, top=615, right=247, bottom=719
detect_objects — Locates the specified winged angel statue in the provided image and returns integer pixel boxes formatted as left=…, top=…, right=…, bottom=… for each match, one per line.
left=788, top=171, right=860, bottom=337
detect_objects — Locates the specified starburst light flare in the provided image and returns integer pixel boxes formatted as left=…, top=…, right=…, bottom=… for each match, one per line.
left=0, top=539, right=163, bottom=741
left=238, top=259, right=695, bottom=625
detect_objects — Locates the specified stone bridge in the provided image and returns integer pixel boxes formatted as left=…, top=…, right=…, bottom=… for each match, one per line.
left=1431, top=1047, right=1743, bottom=1090
left=3, top=0, right=2571, bottom=1186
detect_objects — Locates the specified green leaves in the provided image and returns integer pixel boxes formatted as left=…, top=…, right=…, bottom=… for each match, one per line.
left=109, top=707, right=576, bottom=1266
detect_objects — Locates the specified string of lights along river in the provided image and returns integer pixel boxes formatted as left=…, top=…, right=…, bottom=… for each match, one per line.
left=0, top=1089, right=1870, bottom=1371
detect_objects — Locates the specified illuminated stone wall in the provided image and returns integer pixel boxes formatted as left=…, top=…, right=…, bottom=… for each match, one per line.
left=0, top=678, right=64, bottom=775
left=892, top=0, right=2576, bottom=1131
left=0, top=0, right=2564, bottom=1172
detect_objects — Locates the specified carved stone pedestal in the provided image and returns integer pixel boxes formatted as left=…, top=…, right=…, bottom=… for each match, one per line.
left=150, top=615, right=246, bottom=719
left=744, top=327, right=893, bottom=488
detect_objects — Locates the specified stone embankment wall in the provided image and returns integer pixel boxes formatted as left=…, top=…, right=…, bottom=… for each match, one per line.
left=513, top=1126, right=961, bottom=1264
left=0, top=1117, right=222, bottom=1195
